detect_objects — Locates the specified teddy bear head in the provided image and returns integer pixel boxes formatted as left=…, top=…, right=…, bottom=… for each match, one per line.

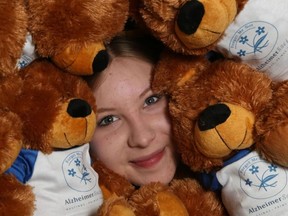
left=139, top=0, right=248, bottom=55
left=27, top=0, right=129, bottom=76
left=6, top=59, right=97, bottom=154
left=256, top=80, right=288, bottom=167
left=152, top=52, right=272, bottom=172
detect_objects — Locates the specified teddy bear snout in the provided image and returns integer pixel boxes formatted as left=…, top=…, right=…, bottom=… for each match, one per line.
left=67, top=98, right=92, bottom=118
left=198, top=103, right=231, bottom=131
left=177, top=0, right=204, bottom=35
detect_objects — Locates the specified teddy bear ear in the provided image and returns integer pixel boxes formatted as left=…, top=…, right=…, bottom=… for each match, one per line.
left=0, top=1, right=27, bottom=77
left=27, top=0, right=129, bottom=76
left=256, top=80, right=288, bottom=167
left=151, top=50, right=209, bottom=95
left=140, top=0, right=237, bottom=55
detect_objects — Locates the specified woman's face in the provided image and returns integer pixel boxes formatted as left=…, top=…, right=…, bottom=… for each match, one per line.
left=90, top=56, right=177, bottom=186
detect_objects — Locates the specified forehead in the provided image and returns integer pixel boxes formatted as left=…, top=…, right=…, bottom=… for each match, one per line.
left=93, top=56, right=153, bottom=104
left=95, top=56, right=153, bottom=90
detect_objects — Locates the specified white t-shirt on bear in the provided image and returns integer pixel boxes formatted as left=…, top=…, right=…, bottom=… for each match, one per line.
left=217, top=150, right=288, bottom=216
left=216, top=0, right=288, bottom=81
left=6, top=143, right=103, bottom=216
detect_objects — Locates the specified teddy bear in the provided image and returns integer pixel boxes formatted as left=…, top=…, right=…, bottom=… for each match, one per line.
left=92, top=159, right=225, bottom=216
left=0, top=0, right=223, bottom=215
left=137, top=0, right=288, bottom=81
left=0, top=58, right=104, bottom=216
left=25, top=0, right=129, bottom=76
left=255, top=80, right=288, bottom=167
left=135, top=0, right=243, bottom=55
left=0, top=1, right=35, bottom=215
left=151, top=51, right=288, bottom=215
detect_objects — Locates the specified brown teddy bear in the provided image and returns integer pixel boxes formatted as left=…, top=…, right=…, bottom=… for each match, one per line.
left=0, top=1, right=35, bottom=215
left=137, top=0, right=245, bottom=55
left=26, top=0, right=129, bottom=76
left=2, top=59, right=103, bottom=216
left=138, top=0, right=288, bottom=81
left=256, top=80, right=288, bottom=167
left=93, top=159, right=225, bottom=216
left=152, top=51, right=288, bottom=215
left=0, top=1, right=222, bottom=215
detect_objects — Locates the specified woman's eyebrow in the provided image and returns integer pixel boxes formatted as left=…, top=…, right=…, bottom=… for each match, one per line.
left=97, top=107, right=116, bottom=113
left=139, top=86, right=151, bottom=98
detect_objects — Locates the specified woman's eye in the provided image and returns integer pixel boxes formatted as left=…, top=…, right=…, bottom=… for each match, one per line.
left=98, top=115, right=119, bottom=126
left=144, top=95, right=161, bottom=107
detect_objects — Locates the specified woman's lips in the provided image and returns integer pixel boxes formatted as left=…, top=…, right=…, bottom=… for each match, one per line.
left=130, top=148, right=165, bottom=168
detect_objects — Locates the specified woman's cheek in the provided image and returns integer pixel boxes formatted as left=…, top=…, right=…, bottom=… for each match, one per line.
left=154, top=108, right=172, bottom=134
left=94, top=126, right=126, bottom=158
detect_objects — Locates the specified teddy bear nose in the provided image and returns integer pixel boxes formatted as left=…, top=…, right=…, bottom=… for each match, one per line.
left=198, top=103, right=231, bottom=131
left=92, top=50, right=109, bottom=73
left=67, top=99, right=92, bottom=118
left=177, top=0, right=205, bottom=34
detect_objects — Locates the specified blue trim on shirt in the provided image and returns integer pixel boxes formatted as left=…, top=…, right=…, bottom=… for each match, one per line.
left=5, top=149, right=38, bottom=183
left=199, top=149, right=252, bottom=191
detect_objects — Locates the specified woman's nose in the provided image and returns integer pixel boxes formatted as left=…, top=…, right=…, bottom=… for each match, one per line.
left=128, top=115, right=156, bottom=148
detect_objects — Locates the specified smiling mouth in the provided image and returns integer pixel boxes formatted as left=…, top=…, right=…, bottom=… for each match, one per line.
left=215, top=127, right=248, bottom=151
left=130, top=148, right=165, bottom=168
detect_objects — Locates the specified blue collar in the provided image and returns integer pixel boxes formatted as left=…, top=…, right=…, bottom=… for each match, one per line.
left=223, top=149, right=252, bottom=167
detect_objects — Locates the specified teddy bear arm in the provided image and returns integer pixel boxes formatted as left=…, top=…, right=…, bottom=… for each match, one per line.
left=94, top=194, right=135, bottom=216
left=170, top=178, right=226, bottom=216
left=92, top=160, right=135, bottom=199
left=0, top=111, right=23, bottom=174
left=128, top=182, right=189, bottom=216
left=0, top=174, right=35, bottom=216
left=257, top=124, right=288, bottom=167
left=256, top=80, right=288, bottom=167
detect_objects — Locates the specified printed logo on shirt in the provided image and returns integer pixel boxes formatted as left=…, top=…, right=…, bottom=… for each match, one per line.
left=62, top=150, right=97, bottom=192
left=228, top=21, right=278, bottom=60
left=239, top=155, right=287, bottom=199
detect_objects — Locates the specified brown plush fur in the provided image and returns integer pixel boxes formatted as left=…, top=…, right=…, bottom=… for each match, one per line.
left=0, top=111, right=23, bottom=174
left=0, top=73, right=23, bottom=174
left=0, top=0, right=27, bottom=77
left=93, top=160, right=136, bottom=200
left=0, top=174, right=35, bottom=215
left=256, top=81, right=288, bottom=167
left=170, top=179, right=224, bottom=215
left=27, top=0, right=129, bottom=75
left=0, top=1, right=35, bottom=214
left=152, top=53, right=273, bottom=172
left=0, top=59, right=97, bottom=215
left=94, top=157, right=213, bottom=215
left=94, top=158, right=225, bottom=215
left=10, top=60, right=96, bottom=153
left=137, top=0, right=248, bottom=55
left=28, top=0, right=128, bottom=53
